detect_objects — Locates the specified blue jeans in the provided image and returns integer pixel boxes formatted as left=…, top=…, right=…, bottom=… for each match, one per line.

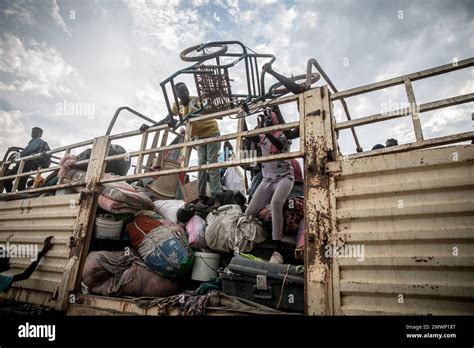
left=196, top=133, right=222, bottom=197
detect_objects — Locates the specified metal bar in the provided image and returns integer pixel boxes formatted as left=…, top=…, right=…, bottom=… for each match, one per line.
left=189, top=94, right=299, bottom=123
left=100, top=151, right=304, bottom=184
left=103, top=122, right=300, bottom=162
left=181, top=122, right=192, bottom=169
left=331, top=57, right=474, bottom=101
left=136, top=131, right=149, bottom=174
left=249, top=54, right=256, bottom=96
left=306, top=58, right=363, bottom=152
left=254, top=56, right=261, bottom=95
left=3, top=139, right=94, bottom=166
left=0, top=159, right=90, bottom=182
left=0, top=181, right=85, bottom=198
left=109, top=124, right=182, bottom=140
left=343, top=131, right=474, bottom=160
left=404, top=78, right=424, bottom=141
left=301, top=88, right=331, bottom=315
left=105, top=106, right=157, bottom=136
left=335, top=93, right=474, bottom=130
left=157, top=130, right=168, bottom=169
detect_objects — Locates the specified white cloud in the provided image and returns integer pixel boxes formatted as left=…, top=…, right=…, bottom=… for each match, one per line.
left=127, top=1, right=208, bottom=53
left=0, top=33, right=78, bottom=98
left=0, top=110, right=29, bottom=151
left=50, top=0, right=71, bottom=36
left=3, top=2, right=35, bottom=26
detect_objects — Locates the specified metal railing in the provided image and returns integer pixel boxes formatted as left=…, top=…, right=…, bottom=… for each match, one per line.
left=1, top=57, right=472, bottom=196
left=331, top=57, right=474, bottom=158
left=0, top=93, right=303, bottom=197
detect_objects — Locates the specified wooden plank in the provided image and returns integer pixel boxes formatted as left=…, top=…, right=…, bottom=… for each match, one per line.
left=11, top=160, right=25, bottom=191
left=404, top=79, right=424, bottom=141
left=331, top=57, right=474, bottom=100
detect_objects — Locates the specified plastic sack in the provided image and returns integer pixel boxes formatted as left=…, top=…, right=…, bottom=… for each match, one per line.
left=154, top=200, right=185, bottom=223
left=223, top=167, right=246, bottom=195
left=185, top=215, right=207, bottom=249
left=205, top=205, right=267, bottom=253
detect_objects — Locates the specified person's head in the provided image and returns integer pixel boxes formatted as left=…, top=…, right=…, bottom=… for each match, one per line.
left=385, top=138, right=398, bottom=147
left=372, top=144, right=385, bottom=150
left=31, top=127, right=43, bottom=139
left=175, top=82, right=190, bottom=105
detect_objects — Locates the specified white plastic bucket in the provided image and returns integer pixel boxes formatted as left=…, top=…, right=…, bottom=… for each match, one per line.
left=191, top=251, right=221, bottom=282
left=94, top=214, right=123, bottom=240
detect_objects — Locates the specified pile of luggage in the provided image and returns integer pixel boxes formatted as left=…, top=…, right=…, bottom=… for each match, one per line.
left=82, top=186, right=305, bottom=313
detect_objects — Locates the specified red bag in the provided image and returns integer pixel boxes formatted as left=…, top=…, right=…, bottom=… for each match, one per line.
left=126, top=215, right=163, bottom=249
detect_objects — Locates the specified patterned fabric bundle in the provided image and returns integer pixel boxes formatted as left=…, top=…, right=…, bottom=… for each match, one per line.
left=126, top=214, right=194, bottom=278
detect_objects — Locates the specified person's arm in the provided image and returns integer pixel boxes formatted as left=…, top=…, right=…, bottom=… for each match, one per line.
left=245, top=135, right=260, bottom=143
left=284, top=128, right=300, bottom=139
left=265, top=133, right=285, bottom=151
left=12, top=236, right=53, bottom=283
left=20, top=139, right=43, bottom=157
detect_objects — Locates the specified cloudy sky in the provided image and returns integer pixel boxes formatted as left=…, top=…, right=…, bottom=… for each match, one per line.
left=0, top=0, right=473, bottom=161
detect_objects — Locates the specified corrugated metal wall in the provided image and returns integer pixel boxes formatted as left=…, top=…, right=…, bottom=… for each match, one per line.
left=0, top=194, right=80, bottom=308
left=331, top=144, right=474, bottom=315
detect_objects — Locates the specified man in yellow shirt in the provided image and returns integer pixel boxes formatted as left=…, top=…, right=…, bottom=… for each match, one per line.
left=172, top=82, right=222, bottom=199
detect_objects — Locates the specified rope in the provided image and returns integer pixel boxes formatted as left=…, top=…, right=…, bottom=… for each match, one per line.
left=276, top=264, right=291, bottom=310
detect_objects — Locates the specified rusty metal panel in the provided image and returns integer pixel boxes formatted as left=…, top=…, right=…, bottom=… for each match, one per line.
left=0, top=194, right=81, bottom=308
left=331, top=144, right=474, bottom=315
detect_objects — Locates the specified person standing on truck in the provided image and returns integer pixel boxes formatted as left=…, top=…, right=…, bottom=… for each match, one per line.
left=172, top=82, right=223, bottom=200
left=3, top=127, right=51, bottom=192
left=244, top=111, right=294, bottom=264
left=0, top=236, right=53, bottom=293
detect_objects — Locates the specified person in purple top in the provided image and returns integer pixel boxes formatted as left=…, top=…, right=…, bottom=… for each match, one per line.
left=244, top=111, right=294, bottom=263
